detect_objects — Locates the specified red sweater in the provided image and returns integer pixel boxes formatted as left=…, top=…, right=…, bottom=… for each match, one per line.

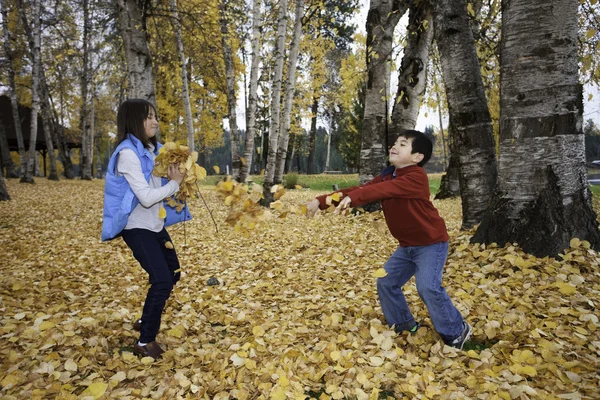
left=316, top=165, right=448, bottom=247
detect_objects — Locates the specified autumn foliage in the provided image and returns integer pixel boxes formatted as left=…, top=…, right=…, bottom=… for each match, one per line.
left=0, top=179, right=599, bottom=399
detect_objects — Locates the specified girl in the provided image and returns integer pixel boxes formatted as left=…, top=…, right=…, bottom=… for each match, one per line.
left=102, top=99, right=191, bottom=359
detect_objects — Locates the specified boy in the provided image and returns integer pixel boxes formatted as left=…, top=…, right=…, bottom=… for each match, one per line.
left=306, top=130, right=472, bottom=349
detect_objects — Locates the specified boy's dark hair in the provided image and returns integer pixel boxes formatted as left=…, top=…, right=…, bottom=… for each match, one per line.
left=116, top=99, right=158, bottom=149
left=398, top=129, right=433, bottom=167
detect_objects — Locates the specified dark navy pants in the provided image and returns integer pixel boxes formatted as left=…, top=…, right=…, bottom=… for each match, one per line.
left=122, top=228, right=181, bottom=343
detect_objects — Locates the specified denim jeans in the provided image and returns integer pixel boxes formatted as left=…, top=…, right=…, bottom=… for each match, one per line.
left=122, top=228, right=181, bottom=343
left=376, top=241, right=464, bottom=342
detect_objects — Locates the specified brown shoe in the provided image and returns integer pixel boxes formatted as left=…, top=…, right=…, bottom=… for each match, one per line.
left=133, top=319, right=142, bottom=331
left=133, top=341, right=165, bottom=359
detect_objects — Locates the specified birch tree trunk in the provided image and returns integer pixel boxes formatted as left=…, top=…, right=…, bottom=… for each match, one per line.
left=220, top=0, right=241, bottom=180
left=325, top=118, right=333, bottom=171
left=361, top=0, right=407, bottom=184
left=88, top=90, right=95, bottom=177
left=274, top=0, right=304, bottom=184
left=472, top=0, right=600, bottom=257
left=262, top=0, right=288, bottom=200
left=2, top=0, right=26, bottom=178
left=117, top=0, right=156, bottom=105
left=79, top=0, right=92, bottom=180
left=389, top=2, right=434, bottom=140
left=433, top=0, right=497, bottom=229
left=171, top=0, right=195, bottom=152
left=21, top=0, right=41, bottom=184
left=239, top=0, right=262, bottom=183
left=307, top=97, right=318, bottom=174
left=40, top=106, right=58, bottom=180
left=0, top=169, right=9, bottom=200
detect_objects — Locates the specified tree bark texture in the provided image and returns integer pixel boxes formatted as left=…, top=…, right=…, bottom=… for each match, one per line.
left=435, top=152, right=460, bottom=199
left=117, top=0, right=156, bottom=106
left=262, top=0, right=288, bottom=201
left=0, top=119, right=18, bottom=178
left=307, top=97, right=319, bottom=174
left=361, top=0, right=407, bottom=184
left=0, top=169, right=9, bottom=200
left=2, top=0, right=26, bottom=178
left=239, top=0, right=262, bottom=183
left=433, top=0, right=497, bottom=229
left=170, top=0, right=195, bottom=152
left=274, top=0, right=304, bottom=184
left=389, top=2, right=434, bottom=141
left=472, top=0, right=600, bottom=257
left=21, top=0, right=41, bottom=184
left=220, top=0, right=241, bottom=180
left=79, top=0, right=92, bottom=180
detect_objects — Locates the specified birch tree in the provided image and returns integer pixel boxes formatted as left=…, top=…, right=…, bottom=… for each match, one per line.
left=79, top=0, right=93, bottom=180
left=220, top=0, right=241, bottom=180
left=473, top=0, right=600, bottom=257
left=360, top=0, right=407, bottom=184
left=0, top=116, right=18, bottom=178
left=238, top=0, right=262, bottom=183
left=389, top=1, right=434, bottom=141
left=20, top=0, right=41, bottom=184
left=117, top=0, right=156, bottom=105
left=433, top=0, right=497, bottom=229
left=0, top=0, right=25, bottom=178
left=0, top=168, right=9, bottom=200
left=274, top=0, right=304, bottom=184
left=170, top=0, right=195, bottom=152
left=262, top=0, right=288, bottom=200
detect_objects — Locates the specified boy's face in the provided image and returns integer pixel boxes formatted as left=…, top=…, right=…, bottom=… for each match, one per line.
left=389, top=136, right=424, bottom=168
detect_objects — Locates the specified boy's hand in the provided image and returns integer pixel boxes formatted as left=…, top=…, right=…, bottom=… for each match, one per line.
left=305, top=199, right=320, bottom=218
left=334, top=196, right=352, bottom=215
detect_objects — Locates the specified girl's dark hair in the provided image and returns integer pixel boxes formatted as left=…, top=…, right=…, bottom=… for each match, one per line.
left=116, top=99, right=157, bottom=149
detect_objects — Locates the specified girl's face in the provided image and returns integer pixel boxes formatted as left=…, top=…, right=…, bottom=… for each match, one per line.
left=144, top=109, right=158, bottom=138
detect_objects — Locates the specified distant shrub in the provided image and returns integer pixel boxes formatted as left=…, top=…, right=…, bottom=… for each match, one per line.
left=283, top=173, right=300, bottom=189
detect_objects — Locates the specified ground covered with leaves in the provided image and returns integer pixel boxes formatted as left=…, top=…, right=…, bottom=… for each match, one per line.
left=0, top=179, right=599, bottom=400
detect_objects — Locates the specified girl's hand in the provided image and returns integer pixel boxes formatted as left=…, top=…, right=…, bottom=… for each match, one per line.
left=305, top=199, right=320, bottom=218
left=168, top=164, right=185, bottom=185
left=334, top=196, right=352, bottom=215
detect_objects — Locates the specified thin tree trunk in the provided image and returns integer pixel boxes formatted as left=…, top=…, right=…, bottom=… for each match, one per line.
left=262, top=0, right=288, bottom=201
left=220, top=0, right=241, bottom=180
left=325, top=118, right=333, bottom=171
left=0, top=169, right=9, bottom=200
left=0, top=121, right=18, bottom=178
left=2, top=0, right=26, bottom=178
left=117, top=0, right=156, bottom=105
left=87, top=90, right=95, bottom=178
left=170, top=0, right=195, bottom=152
left=41, top=107, right=58, bottom=180
left=79, top=0, right=92, bottom=180
left=239, top=0, right=262, bottom=183
left=307, top=97, right=318, bottom=174
left=473, top=0, right=600, bottom=257
left=21, top=0, right=41, bottom=184
left=433, top=0, right=497, bottom=229
left=389, top=2, right=434, bottom=140
left=361, top=0, right=407, bottom=184
left=274, top=0, right=304, bottom=184
left=435, top=83, right=447, bottom=168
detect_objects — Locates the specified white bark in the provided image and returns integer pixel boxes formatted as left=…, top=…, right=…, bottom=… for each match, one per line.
left=274, top=0, right=304, bottom=184
left=80, top=0, right=92, bottom=180
left=117, top=0, right=156, bottom=105
left=171, top=0, right=195, bottom=152
left=262, top=0, right=288, bottom=198
left=239, top=0, right=262, bottom=183
left=473, top=0, right=600, bottom=257
left=22, top=0, right=41, bottom=183
left=2, top=0, right=26, bottom=178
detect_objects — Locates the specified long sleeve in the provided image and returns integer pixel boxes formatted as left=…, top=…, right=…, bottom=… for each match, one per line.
left=346, top=170, right=428, bottom=207
left=117, top=148, right=179, bottom=208
left=315, top=174, right=383, bottom=209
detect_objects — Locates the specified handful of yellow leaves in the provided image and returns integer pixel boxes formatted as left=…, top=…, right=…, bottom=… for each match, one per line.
left=153, top=142, right=207, bottom=211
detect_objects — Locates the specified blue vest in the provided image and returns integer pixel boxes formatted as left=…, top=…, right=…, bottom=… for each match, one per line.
left=101, top=134, right=192, bottom=241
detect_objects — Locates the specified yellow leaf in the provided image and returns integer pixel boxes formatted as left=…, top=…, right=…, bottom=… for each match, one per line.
left=330, top=350, right=341, bottom=361
left=240, top=157, right=247, bottom=166
left=165, top=241, right=174, bottom=249
left=569, top=238, right=581, bottom=248
left=271, top=386, right=287, bottom=400
left=467, top=2, right=475, bottom=16
left=586, top=29, right=597, bottom=39
left=80, top=381, right=108, bottom=399
left=373, top=268, right=388, bottom=278
left=39, top=321, right=55, bottom=331
left=213, top=165, right=220, bottom=174
left=159, top=207, right=167, bottom=219
left=518, top=365, right=537, bottom=377
left=555, top=282, right=577, bottom=295
left=252, top=325, right=265, bottom=336
left=270, top=200, right=284, bottom=211
left=64, top=359, right=77, bottom=372
left=295, top=185, right=303, bottom=190
left=140, top=356, right=154, bottom=365
left=331, top=193, right=341, bottom=202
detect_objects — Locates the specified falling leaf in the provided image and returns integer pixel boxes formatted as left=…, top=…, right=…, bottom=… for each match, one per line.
left=165, top=241, right=174, bottom=249
left=159, top=207, right=167, bottom=219
left=213, top=165, right=220, bottom=174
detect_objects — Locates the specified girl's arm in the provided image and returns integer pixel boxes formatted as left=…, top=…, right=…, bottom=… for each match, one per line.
left=117, top=149, right=180, bottom=208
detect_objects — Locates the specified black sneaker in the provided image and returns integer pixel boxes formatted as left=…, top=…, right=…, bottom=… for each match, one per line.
left=395, top=321, right=422, bottom=335
left=447, top=321, right=472, bottom=350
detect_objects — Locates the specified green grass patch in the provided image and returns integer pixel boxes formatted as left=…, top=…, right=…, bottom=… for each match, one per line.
left=590, top=185, right=600, bottom=195
left=200, top=173, right=442, bottom=194
left=462, top=337, right=499, bottom=352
